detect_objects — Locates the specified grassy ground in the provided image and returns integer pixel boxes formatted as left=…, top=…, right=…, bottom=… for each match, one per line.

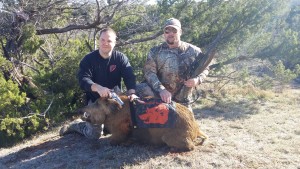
left=0, top=83, right=299, bottom=169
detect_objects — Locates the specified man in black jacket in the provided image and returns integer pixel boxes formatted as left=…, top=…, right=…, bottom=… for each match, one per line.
left=60, top=27, right=137, bottom=139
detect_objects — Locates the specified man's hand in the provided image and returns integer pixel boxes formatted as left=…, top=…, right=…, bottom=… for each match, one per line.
left=184, top=77, right=202, bottom=88
left=159, top=89, right=172, bottom=103
left=128, top=93, right=139, bottom=102
left=91, top=84, right=111, bottom=98
left=127, top=89, right=138, bottom=102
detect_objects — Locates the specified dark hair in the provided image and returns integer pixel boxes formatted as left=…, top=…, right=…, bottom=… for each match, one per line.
left=99, top=27, right=117, bottom=37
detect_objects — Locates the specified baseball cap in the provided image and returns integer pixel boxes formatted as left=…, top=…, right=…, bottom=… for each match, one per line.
left=164, top=18, right=181, bottom=30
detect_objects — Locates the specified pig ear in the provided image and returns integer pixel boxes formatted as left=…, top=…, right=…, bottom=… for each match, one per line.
left=108, top=100, right=122, bottom=114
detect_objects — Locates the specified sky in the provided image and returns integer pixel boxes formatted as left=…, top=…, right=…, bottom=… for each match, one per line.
left=146, top=0, right=156, bottom=5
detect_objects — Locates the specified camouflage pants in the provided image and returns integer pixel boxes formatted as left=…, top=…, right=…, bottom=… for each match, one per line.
left=59, top=118, right=103, bottom=140
left=59, top=100, right=104, bottom=139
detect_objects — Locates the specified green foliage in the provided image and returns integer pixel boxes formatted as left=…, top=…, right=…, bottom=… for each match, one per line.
left=237, top=68, right=251, bottom=86
left=0, top=114, right=48, bottom=147
left=0, top=74, right=46, bottom=147
left=0, top=33, right=88, bottom=147
left=253, top=3, right=300, bottom=69
left=0, top=118, right=25, bottom=146
left=258, top=27, right=299, bottom=70
left=295, top=64, right=300, bottom=75
left=272, top=60, right=298, bottom=84
left=0, top=56, right=12, bottom=74
left=235, top=60, right=300, bottom=91
left=33, top=37, right=88, bottom=122
left=22, top=24, right=45, bottom=54
left=0, top=74, right=26, bottom=115
left=113, top=5, right=148, bottom=39
left=252, top=74, right=274, bottom=90
left=119, top=41, right=158, bottom=82
left=286, top=4, right=300, bottom=32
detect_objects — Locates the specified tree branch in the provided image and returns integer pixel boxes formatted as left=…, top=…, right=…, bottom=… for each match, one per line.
left=35, top=1, right=126, bottom=35
left=116, top=30, right=162, bottom=46
left=209, top=55, right=251, bottom=70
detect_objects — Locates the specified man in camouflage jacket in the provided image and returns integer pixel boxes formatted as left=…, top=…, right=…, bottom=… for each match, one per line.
left=136, top=18, right=209, bottom=110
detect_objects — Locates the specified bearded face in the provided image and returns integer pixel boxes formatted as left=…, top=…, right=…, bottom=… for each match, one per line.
left=163, top=27, right=182, bottom=47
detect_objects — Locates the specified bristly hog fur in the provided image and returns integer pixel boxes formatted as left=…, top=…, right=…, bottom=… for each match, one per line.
left=80, top=94, right=208, bottom=152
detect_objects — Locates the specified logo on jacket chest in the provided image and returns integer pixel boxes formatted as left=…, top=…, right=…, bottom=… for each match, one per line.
left=109, top=65, right=116, bottom=72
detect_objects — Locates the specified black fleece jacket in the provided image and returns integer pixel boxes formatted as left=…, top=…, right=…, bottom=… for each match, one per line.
left=77, top=50, right=136, bottom=103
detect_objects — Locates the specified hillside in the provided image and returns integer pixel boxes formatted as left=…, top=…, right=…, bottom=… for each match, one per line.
left=0, top=84, right=299, bottom=169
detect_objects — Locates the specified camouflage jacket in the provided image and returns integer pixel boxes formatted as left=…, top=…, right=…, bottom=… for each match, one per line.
left=143, top=42, right=209, bottom=103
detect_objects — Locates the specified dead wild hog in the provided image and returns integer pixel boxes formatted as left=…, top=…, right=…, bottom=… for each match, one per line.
left=80, top=94, right=207, bottom=152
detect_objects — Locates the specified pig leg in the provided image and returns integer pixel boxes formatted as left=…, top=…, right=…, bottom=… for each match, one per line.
left=107, top=118, right=131, bottom=146
left=161, top=132, right=195, bottom=152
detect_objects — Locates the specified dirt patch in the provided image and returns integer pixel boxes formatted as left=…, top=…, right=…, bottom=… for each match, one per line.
left=1, top=87, right=300, bottom=169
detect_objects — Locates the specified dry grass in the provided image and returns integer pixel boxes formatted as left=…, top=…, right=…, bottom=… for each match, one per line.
left=0, top=84, right=299, bottom=169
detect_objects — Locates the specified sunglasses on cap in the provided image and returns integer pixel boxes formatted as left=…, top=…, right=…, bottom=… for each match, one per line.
left=164, top=28, right=178, bottom=34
